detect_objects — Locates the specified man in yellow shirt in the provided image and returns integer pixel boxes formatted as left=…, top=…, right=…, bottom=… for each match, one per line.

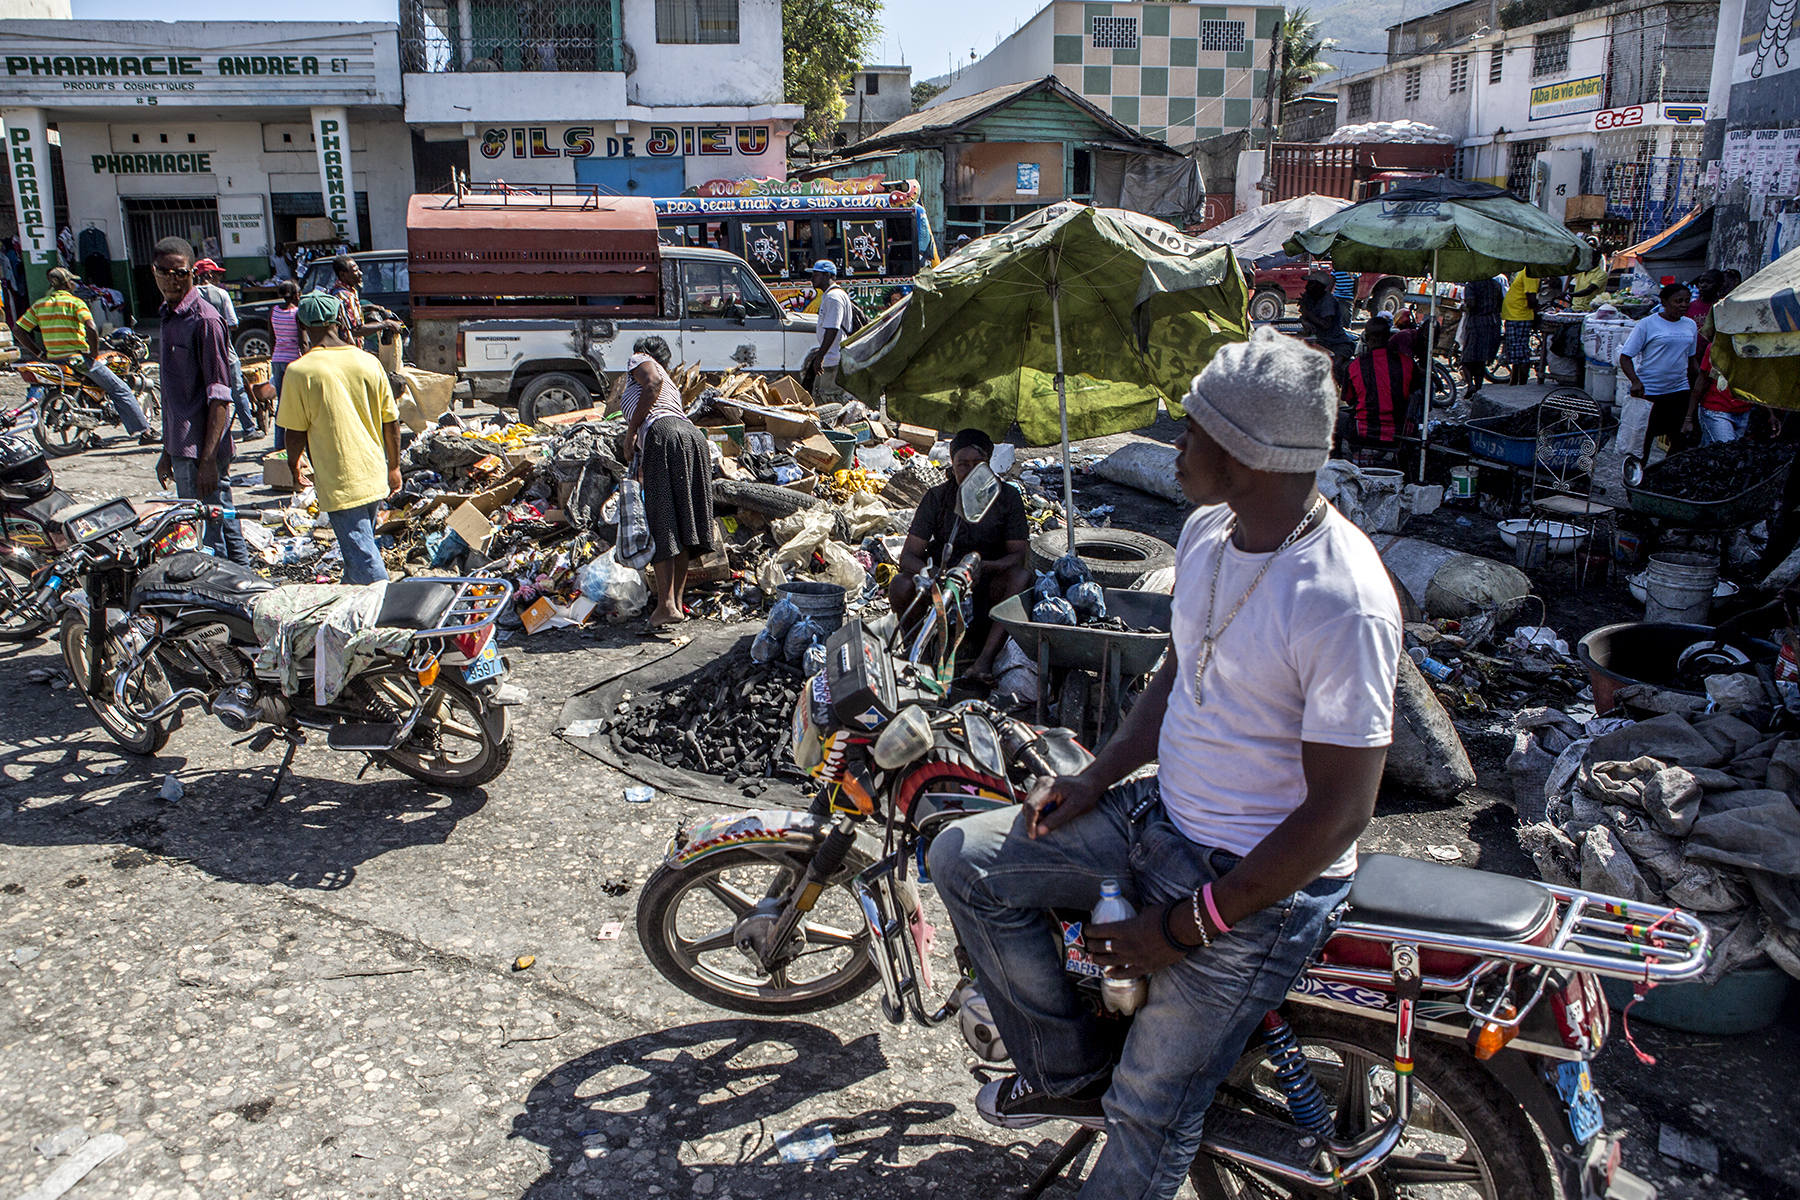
left=16, top=267, right=154, bottom=443
left=1499, top=268, right=1541, bottom=386
left=275, top=292, right=400, bottom=585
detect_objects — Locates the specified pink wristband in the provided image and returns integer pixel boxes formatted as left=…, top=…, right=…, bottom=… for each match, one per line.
left=1202, top=882, right=1231, bottom=934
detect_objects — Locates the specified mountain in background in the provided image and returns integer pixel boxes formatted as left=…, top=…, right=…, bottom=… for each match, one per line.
left=1307, top=0, right=1405, bottom=88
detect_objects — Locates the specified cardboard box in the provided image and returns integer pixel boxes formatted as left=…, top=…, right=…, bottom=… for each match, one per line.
left=792, top=432, right=842, bottom=472
left=521, top=593, right=595, bottom=633
left=520, top=596, right=558, bottom=634
left=897, top=423, right=938, bottom=451
left=446, top=500, right=495, bottom=554
left=779, top=472, right=818, bottom=495
left=771, top=376, right=811, bottom=408
left=296, top=216, right=339, bottom=242
left=1563, top=195, right=1607, bottom=223
left=686, top=519, right=733, bottom=584
left=262, top=450, right=295, bottom=491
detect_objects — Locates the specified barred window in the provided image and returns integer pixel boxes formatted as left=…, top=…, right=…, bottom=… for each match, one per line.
left=1348, top=80, right=1372, bottom=120
left=1200, top=20, right=1247, bottom=53
left=1490, top=46, right=1505, bottom=83
left=1091, top=16, right=1137, bottom=49
left=1532, top=28, right=1570, bottom=78
left=1450, top=54, right=1469, bottom=94
left=657, top=0, right=738, bottom=44
left=1405, top=66, right=1422, bottom=102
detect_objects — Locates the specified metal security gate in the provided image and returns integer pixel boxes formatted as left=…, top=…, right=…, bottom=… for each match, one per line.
left=1597, top=127, right=1703, bottom=247
left=123, top=197, right=220, bottom=317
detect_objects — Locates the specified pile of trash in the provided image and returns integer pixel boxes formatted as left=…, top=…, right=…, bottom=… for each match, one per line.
left=1323, top=121, right=1454, bottom=145
left=1030, top=555, right=1116, bottom=629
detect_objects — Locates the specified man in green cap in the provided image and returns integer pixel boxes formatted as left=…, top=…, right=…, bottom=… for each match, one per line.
left=276, top=291, right=401, bottom=585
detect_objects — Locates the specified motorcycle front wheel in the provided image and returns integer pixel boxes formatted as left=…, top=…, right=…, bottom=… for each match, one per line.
left=33, top=392, right=96, bottom=457
left=1190, top=1008, right=1557, bottom=1200
left=637, top=848, right=879, bottom=1015
left=59, top=612, right=171, bottom=756
left=0, top=559, right=53, bottom=640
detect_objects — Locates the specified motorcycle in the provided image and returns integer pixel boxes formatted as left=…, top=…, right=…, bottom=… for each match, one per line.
left=0, top=433, right=84, bottom=639
left=637, top=466, right=1707, bottom=1199
left=60, top=499, right=522, bottom=798
left=17, top=327, right=160, bottom=457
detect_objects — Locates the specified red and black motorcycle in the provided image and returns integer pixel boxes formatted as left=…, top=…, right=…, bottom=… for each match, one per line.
left=636, top=468, right=1705, bottom=1199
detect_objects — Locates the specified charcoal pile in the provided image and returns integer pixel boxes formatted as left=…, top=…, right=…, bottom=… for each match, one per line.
left=605, top=653, right=802, bottom=796
left=1638, top=441, right=1793, bottom=502
left=1476, top=404, right=1602, bottom=438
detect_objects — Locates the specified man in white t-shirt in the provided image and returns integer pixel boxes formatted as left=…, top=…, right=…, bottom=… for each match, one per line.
left=930, top=326, right=1401, bottom=1198
left=802, top=258, right=853, bottom=402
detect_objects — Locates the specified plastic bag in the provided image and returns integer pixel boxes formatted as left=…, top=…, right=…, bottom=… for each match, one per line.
left=578, top=549, right=651, bottom=618
left=845, top=492, right=891, bottom=539
left=1032, top=570, right=1061, bottom=605
left=765, top=597, right=801, bottom=641
left=1066, top=580, right=1106, bottom=622
left=803, top=640, right=828, bottom=675
left=785, top=615, right=822, bottom=663
left=816, top=540, right=868, bottom=592
left=1053, top=553, right=1091, bottom=589
left=772, top=508, right=836, bottom=567
left=615, top=479, right=656, bottom=570
left=751, top=628, right=782, bottom=663
left=1032, top=597, right=1077, bottom=626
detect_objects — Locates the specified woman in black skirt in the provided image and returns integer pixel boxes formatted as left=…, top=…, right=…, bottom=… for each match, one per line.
left=621, top=335, right=715, bottom=626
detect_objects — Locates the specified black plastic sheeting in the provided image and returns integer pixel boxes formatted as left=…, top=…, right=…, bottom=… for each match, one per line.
left=557, top=623, right=808, bottom=812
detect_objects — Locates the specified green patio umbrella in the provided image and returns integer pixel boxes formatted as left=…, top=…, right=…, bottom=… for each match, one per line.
left=1708, top=246, right=1800, bottom=411
left=837, top=203, right=1248, bottom=552
left=1287, top=178, right=1598, bottom=479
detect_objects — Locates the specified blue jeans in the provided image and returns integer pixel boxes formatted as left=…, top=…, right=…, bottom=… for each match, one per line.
left=327, top=503, right=389, bottom=585
left=1699, top=407, right=1749, bottom=445
left=227, top=354, right=257, bottom=437
left=170, top=449, right=249, bottom=566
left=271, top=361, right=291, bottom=450
left=929, top=778, right=1352, bottom=1199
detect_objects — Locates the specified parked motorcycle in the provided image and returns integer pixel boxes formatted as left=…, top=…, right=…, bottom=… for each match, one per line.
left=60, top=499, right=520, bottom=796
left=0, top=433, right=83, bottom=639
left=17, top=327, right=160, bottom=457
left=637, top=466, right=1705, bottom=1198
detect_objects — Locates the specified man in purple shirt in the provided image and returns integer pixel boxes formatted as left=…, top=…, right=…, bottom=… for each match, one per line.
left=151, top=236, right=248, bottom=565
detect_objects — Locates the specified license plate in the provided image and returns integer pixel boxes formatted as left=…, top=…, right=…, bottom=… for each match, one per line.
left=463, top=640, right=504, bottom=684
left=1557, top=1061, right=1603, bottom=1145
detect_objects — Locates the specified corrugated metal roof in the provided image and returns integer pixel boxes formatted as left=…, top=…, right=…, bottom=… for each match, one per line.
left=839, top=76, right=1170, bottom=156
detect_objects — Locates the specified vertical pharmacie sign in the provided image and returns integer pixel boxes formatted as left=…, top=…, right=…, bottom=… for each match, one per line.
left=311, top=106, right=359, bottom=247
left=1, top=108, right=52, bottom=265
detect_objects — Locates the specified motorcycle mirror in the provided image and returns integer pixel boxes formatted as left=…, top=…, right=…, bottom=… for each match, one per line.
left=958, top=462, right=1001, bottom=525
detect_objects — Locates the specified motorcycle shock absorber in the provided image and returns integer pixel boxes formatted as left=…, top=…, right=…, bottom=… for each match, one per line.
left=1260, top=1012, right=1337, bottom=1138
left=759, top=815, right=859, bottom=965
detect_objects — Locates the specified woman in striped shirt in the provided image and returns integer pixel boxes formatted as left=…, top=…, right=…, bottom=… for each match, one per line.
left=269, top=280, right=301, bottom=451
left=620, top=335, right=715, bottom=626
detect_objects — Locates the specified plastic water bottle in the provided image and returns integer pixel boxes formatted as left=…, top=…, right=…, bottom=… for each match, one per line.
left=1092, top=878, right=1148, bottom=1016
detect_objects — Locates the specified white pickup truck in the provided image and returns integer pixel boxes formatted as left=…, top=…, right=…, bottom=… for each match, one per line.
left=407, top=192, right=821, bottom=423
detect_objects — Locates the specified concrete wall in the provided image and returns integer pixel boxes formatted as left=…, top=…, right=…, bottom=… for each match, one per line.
left=1708, top=0, right=1800, bottom=272
left=844, top=66, right=912, bottom=135
left=404, top=71, right=629, bottom=124
left=621, top=0, right=784, bottom=107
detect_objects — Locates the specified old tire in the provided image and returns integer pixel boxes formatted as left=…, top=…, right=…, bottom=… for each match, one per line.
left=1248, top=289, right=1287, bottom=323
left=1030, top=528, right=1176, bottom=589
left=1370, top=282, right=1406, bottom=317
left=517, top=373, right=593, bottom=424
left=637, top=849, right=879, bottom=1015
left=711, top=478, right=825, bottom=519
left=234, top=325, right=274, bottom=361
left=1190, top=1006, right=1557, bottom=1199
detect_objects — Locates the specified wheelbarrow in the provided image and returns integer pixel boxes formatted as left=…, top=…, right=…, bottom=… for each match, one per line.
left=991, top=588, right=1172, bottom=747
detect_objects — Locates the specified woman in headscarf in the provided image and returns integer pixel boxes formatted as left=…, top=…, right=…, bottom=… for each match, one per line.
left=620, top=335, right=715, bottom=626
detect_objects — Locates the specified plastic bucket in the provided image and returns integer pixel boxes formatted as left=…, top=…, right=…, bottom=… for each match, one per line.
left=1514, top=530, right=1551, bottom=571
left=775, top=580, right=848, bottom=635
left=1643, top=552, right=1718, bottom=623
left=1449, top=465, right=1478, bottom=500
left=824, top=429, right=859, bottom=470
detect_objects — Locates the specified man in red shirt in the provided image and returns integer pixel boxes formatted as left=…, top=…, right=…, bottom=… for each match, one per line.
left=1685, top=343, right=1750, bottom=445
left=1338, top=314, right=1417, bottom=447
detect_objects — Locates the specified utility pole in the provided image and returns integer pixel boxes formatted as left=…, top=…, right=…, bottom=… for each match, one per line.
left=1264, top=11, right=1286, bottom=150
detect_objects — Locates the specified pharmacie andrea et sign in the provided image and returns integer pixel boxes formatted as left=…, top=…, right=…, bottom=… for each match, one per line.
left=0, top=36, right=382, bottom=103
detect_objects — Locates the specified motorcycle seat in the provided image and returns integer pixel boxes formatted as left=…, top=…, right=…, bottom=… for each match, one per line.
left=132, top=550, right=278, bottom=621
left=22, top=489, right=78, bottom=529
left=1342, top=853, right=1555, bottom=942
left=375, top=578, right=457, bottom=630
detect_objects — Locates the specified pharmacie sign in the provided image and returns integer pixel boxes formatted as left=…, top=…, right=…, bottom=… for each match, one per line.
left=0, top=35, right=384, bottom=103
left=1529, top=75, right=1604, bottom=121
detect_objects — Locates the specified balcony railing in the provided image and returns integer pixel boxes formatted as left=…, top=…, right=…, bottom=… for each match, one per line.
left=401, top=0, right=623, bottom=74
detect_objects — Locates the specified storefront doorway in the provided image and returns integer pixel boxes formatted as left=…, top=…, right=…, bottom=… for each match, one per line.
left=123, top=197, right=221, bottom=318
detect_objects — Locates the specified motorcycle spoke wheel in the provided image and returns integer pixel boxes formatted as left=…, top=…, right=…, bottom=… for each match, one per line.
left=0, top=560, right=51, bottom=640
left=637, top=849, right=879, bottom=1015
left=1191, top=1011, right=1553, bottom=1200
left=58, top=613, right=170, bottom=756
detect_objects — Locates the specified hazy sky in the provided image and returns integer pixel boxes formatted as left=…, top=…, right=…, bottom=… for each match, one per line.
left=68, top=0, right=1051, bottom=89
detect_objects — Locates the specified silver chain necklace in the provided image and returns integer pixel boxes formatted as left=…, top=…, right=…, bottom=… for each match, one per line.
left=1191, top=497, right=1326, bottom=706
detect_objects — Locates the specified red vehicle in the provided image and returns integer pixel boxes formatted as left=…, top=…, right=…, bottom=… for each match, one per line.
left=1248, top=262, right=1410, bottom=323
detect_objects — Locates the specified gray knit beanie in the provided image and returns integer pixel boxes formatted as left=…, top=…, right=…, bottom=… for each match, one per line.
left=1182, top=327, right=1336, bottom=473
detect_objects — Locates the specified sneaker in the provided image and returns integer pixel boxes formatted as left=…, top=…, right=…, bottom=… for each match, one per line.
left=975, top=1073, right=1107, bottom=1130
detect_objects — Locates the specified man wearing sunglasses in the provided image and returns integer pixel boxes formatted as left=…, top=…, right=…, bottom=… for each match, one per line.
left=151, top=236, right=248, bottom=565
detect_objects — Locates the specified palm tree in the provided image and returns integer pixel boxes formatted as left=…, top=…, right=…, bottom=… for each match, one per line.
left=1278, top=9, right=1337, bottom=103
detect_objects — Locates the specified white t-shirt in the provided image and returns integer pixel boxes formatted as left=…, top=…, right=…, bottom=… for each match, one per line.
left=1158, top=503, right=1402, bottom=876
left=1619, top=315, right=1698, bottom=395
left=815, top=285, right=852, bottom=367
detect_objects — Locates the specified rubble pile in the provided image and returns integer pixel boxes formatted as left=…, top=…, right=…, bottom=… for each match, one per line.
left=1513, top=702, right=1800, bottom=986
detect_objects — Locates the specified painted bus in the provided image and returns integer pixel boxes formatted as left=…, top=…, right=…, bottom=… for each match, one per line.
left=652, top=177, right=940, bottom=317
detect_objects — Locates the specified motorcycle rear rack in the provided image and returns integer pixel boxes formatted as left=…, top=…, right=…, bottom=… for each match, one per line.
left=410, top=577, right=514, bottom=641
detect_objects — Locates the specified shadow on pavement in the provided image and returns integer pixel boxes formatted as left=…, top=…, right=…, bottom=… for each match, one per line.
left=510, top=1019, right=1041, bottom=1197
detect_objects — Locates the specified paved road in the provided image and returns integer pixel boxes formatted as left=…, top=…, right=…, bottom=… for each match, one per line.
left=0, top=407, right=1789, bottom=1199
